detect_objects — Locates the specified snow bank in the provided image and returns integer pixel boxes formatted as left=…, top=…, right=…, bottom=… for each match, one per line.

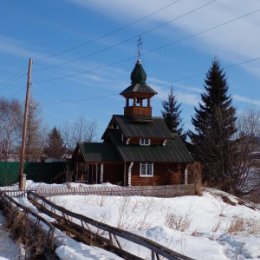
left=49, top=188, right=260, bottom=260
left=2, top=181, right=260, bottom=260
left=0, top=211, right=21, bottom=259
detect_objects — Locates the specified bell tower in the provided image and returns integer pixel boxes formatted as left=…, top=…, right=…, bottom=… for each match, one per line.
left=120, top=59, right=157, bottom=121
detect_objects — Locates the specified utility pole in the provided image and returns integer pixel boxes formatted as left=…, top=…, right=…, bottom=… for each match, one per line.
left=19, top=58, right=32, bottom=190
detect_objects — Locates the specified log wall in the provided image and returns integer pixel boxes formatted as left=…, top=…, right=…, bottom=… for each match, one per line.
left=103, top=163, right=124, bottom=185
left=130, top=162, right=186, bottom=186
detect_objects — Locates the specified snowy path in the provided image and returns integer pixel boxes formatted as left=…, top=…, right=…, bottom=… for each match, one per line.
left=0, top=211, right=20, bottom=260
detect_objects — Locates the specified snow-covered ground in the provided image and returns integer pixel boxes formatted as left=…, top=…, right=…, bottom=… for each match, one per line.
left=1, top=191, right=123, bottom=260
left=0, top=211, right=21, bottom=260
left=46, top=189, right=260, bottom=260
left=1, top=181, right=260, bottom=260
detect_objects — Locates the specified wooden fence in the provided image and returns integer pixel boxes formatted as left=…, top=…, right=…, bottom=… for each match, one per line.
left=34, top=184, right=196, bottom=197
left=0, top=191, right=55, bottom=247
left=0, top=184, right=195, bottom=198
left=0, top=189, right=27, bottom=197
left=27, top=191, right=195, bottom=260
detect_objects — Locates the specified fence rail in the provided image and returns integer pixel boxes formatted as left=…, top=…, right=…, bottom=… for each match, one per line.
left=0, top=189, right=28, bottom=197
left=0, top=191, right=55, bottom=245
left=27, top=191, right=195, bottom=260
left=34, top=184, right=195, bottom=197
left=0, top=184, right=195, bottom=198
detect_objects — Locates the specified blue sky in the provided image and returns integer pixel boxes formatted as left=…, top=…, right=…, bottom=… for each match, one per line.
left=1, top=0, right=260, bottom=140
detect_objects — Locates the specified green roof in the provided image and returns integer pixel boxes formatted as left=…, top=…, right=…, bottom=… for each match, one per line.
left=120, top=60, right=157, bottom=96
left=131, top=59, right=147, bottom=84
left=78, top=142, right=120, bottom=163
left=103, top=115, right=173, bottom=139
left=108, top=131, right=194, bottom=163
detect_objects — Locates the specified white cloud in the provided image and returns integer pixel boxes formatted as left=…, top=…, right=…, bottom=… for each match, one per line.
left=155, top=84, right=200, bottom=106
left=0, top=35, right=75, bottom=69
left=68, top=0, right=260, bottom=77
left=0, top=36, right=36, bottom=58
left=233, top=94, right=260, bottom=107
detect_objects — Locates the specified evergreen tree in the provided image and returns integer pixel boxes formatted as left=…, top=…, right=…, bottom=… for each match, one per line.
left=162, top=86, right=185, bottom=140
left=44, top=127, right=65, bottom=158
left=189, top=59, right=237, bottom=191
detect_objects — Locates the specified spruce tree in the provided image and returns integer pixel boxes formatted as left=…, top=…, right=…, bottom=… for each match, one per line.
left=44, top=127, right=65, bottom=158
left=162, top=86, right=185, bottom=141
left=189, top=59, right=237, bottom=191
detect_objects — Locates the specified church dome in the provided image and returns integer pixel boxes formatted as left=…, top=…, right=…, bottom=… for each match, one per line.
left=130, top=59, right=147, bottom=84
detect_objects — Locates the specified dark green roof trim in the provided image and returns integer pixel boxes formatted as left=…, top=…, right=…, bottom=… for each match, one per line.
left=120, top=83, right=157, bottom=96
left=78, top=142, right=121, bottom=163
left=108, top=131, right=194, bottom=163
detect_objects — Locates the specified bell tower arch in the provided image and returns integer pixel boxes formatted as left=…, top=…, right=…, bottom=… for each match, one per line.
left=120, top=59, right=157, bottom=121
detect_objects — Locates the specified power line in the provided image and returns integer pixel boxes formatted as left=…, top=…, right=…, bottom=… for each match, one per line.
left=33, top=82, right=114, bottom=121
left=10, top=85, right=26, bottom=99
left=35, top=0, right=216, bottom=72
left=39, top=92, right=118, bottom=105
left=35, top=6, right=260, bottom=84
left=0, top=72, right=27, bottom=93
left=34, top=0, right=183, bottom=63
left=34, top=38, right=136, bottom=72
left=36, top=56, right=135, bottom=83
left=172, top=56, right=260, bottom=83
left=37, top=56, right=260, bottom=105
left=0, top=65, right=27, bottom=92
left=143, top=7, right=260, bottom=56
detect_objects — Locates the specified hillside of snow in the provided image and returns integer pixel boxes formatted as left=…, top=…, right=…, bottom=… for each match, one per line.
left=1, top=181, right=260, bottom=260
left=47, top=186, right=260, bottom=260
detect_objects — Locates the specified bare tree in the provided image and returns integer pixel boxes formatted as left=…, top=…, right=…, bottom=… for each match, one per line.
left=25, top=100, right=46, bottom=161
left=0, top=98, right=22, bottom=161
left=232, top=109, right=260, bottom=195
left=191, top=107, right=260, bottom=195
left=62, top=117, right=97, bottom=154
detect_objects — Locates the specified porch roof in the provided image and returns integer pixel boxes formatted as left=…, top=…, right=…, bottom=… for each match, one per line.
left=78, top=142, right=121, bottom=163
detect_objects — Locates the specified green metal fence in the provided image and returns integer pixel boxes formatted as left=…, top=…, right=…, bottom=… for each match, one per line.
left=0, top=162, right=19, bottom=186
left=0, top=162, right=72, bottom=186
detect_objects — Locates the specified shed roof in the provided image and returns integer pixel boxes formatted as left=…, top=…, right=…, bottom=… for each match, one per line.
left=78, top=142, right=120, bottom=163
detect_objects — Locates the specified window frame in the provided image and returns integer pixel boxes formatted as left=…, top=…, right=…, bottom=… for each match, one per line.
left=139, top=138, right=151, bottom=146
left=140, top=162, right=154, bottom=177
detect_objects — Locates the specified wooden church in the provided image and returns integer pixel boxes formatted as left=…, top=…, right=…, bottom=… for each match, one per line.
left=72, top=59, right=194, bottom=186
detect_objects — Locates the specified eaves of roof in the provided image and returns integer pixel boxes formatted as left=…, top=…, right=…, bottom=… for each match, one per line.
left=78, top=142, right=121, bottom=163
left=109, top=131, right=194, bottom=163
left=113, top=115, right=173, bottom=139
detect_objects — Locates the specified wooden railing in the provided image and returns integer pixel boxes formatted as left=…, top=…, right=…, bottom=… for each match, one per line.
left=28, top=191, right=195, bottom=260
left=0, top=189, right=28, bottom=197
left=0, top=184, right=195, bottom=198
left=34, top=184, right=195, bottom=197
left=0, top=191, right=55, bottom=245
